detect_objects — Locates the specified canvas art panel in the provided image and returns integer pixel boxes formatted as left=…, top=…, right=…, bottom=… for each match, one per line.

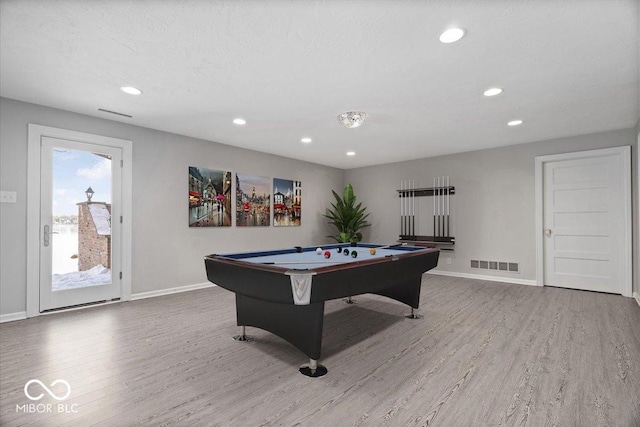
left=189, top=167, right=232, bottom=227
left=273, top=178, right=301, bottom=226
left=236, top=173, right=271, bottom=226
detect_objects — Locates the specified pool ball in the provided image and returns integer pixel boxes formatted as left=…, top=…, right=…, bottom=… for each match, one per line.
left=316, top=248, right=323, bottom=255
left=324, top=250, right=331, bottom=259
left=351, top=251, right=358, bottom=258
left=337, top=247, right=343, bottom=253
left=369, top=248, right=377, bottom=255
left=343, top=249, right=350, bottom=256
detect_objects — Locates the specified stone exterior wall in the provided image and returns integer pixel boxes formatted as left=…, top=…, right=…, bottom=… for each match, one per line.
left=77, top=202, right=111, bottom=271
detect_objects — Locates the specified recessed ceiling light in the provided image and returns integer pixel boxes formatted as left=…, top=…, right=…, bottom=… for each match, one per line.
left=120, top=86, right=142, bottom=95
left=483, top=87, right=503, bottom=97
left=233, top=118, right=246, bottom=125
left=439, top=28, right=465, bottom=44
left=301, top=137, right=312, bottom=143
left=508, top=120, right=523, bottom=126
left=346, top=151, right=356, bottom=156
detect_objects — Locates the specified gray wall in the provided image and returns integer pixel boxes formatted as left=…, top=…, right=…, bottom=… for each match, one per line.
left=0, top=98, right=344, bottom=316
left=1, top=96, right=637, bottom=317
left=345, top=129, right=638, bottom=285
left=636, top=116, right=640, bottom=297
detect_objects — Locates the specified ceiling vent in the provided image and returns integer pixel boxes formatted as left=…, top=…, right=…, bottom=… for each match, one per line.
left=98, top=108, right=132, bottom=118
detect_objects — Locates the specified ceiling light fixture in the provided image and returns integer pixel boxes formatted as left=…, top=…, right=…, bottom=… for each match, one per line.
left=301, top=137, right=312, bottom=143
left=120, top=86, right=142, bottom=95
left=483, top=87, right=503, bottom=97
left=346, top=151, right=356, bottom=156
left=233, top=118, right=247, bottom=125
left=507, top=120, right=523, bottom=126
left=439, top=28, right=465, bottom=44
left=338, top=112, right=367, bottom=128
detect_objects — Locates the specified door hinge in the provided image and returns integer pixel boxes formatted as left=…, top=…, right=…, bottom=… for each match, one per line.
left=119, top=272, right=123, bottom=280
left=120, top=159, right=123, bottom=167
left=120, top=215, right=123, bottom=223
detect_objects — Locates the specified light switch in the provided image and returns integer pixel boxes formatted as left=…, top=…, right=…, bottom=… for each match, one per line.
left=0, top=191, right=17, bottom=203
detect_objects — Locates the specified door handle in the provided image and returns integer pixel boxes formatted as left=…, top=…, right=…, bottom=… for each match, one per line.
left=43, top=225, right=59, bottom=247
left=544, top=229, right=552, bottom=236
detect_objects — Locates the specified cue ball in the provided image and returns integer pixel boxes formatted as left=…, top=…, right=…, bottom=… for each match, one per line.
left=337, top=247, right=343, bottom=253
left=370, top=248, right=376, bottom=255
left=316, top=248, right=323, bottom=255
left=351, top=251, right=358, bottom=258
left=343, top=249, right=350, bottom=256
left=324, top=250, right=331, bottom=259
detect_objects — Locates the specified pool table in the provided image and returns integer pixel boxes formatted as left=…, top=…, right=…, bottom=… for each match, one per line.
left=204, top=243, right=439, bottom=376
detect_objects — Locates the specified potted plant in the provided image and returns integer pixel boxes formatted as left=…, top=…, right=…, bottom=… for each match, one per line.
left=324, top=184, right=370, bottom=243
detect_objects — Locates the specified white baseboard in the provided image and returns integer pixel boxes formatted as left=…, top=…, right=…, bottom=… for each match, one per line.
left=427, top=270, right=538, bottom=287
left=0, top=311, right=27, bottom=323
left=131, top=282, right=216, bottom=301
left=634, top=292, right=640, bottom=308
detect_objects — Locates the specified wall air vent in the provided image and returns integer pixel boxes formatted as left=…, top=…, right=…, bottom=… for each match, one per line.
left=471, top=260, right=519, bottom=273
left=98, top=108, right=133, bottom=118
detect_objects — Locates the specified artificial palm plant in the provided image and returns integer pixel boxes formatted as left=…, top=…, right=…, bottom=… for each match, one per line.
left=324, top=184, right=370, bottom=243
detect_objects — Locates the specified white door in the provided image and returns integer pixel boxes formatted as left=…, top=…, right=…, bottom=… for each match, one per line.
left=542, top=148, right=630, bottom=294
left=40, top=137, right=122, bottom=311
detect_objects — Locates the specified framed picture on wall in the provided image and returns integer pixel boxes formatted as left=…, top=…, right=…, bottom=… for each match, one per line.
left=273, top=178, right=301, bottom=226
left=236, top=173, right=271, bottom=226
left=188, top=167, right=232, bottom=227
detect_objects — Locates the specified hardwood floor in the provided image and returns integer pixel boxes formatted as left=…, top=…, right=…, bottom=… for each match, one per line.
left=1, top=275, right=639, bottom=426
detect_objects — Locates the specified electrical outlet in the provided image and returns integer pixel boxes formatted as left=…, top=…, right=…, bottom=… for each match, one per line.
left=446, top=257, right=452, bottom=265
left=0, top=191, right=17, bottom=203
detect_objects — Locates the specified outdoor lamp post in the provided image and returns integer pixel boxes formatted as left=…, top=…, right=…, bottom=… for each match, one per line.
left=85, top=187, right=94, bottom=202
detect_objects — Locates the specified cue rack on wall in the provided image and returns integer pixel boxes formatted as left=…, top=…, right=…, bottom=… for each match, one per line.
left=398, top=176, right=455, bottom=251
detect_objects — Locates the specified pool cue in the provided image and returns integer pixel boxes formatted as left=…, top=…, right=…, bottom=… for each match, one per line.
left=404, top=180, right=407, bottom=237
left=414, top=179, right=417, bottom=238
left=411, top=179, right=416, bottom=237
left=405, top=180, right=409, bottom=237
left=443, top=175, right=447, bottom=239
left=442, top=176, right=446, bottom=240
left=437, top=176, right=441, bottom=239
left=433, top=177, right=436, bottom=239
left=446, top=175, right=450, bottom=238
left=400, top=180, right=404, bottom=237
left=440, top=175, right=445, bottom=238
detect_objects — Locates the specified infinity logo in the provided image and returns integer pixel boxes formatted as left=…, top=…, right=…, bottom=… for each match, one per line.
left=24, top=379, right=71, bottom=401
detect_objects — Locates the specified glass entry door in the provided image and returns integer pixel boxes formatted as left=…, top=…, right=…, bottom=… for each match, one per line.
left=40, top=137, right=122, bottom=311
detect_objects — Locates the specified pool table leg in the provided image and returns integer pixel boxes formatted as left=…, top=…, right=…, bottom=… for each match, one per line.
left=233, top=326, right=254, bottom=342
left=299, top=358, right=328, bottom=377
left=235, top=293, right=327, bottom=376
left=405, top=307, right=424, bottom=319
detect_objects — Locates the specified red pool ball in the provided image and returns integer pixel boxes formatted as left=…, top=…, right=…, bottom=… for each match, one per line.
left=324, top=250, right=331, bottom=259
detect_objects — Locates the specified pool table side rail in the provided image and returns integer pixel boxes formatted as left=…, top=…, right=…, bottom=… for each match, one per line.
left=204, top=245, right=439, bottom=275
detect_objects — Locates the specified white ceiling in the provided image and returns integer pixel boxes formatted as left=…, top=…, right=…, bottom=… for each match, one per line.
left=1, top=0, right=638, bottom=169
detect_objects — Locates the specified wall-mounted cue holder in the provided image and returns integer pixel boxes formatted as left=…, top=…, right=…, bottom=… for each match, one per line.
left=398, top=177, right=455, bottom=251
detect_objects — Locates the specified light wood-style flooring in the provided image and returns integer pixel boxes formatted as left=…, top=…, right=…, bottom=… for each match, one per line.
left=1, top=275, right=639, bottom=426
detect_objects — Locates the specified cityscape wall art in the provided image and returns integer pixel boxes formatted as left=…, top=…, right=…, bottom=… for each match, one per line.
left=236, top=173, right=271, bottom=226
left=188, top=167, right=232, bottom=227
left=273, top=178, right=301, bottom=226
